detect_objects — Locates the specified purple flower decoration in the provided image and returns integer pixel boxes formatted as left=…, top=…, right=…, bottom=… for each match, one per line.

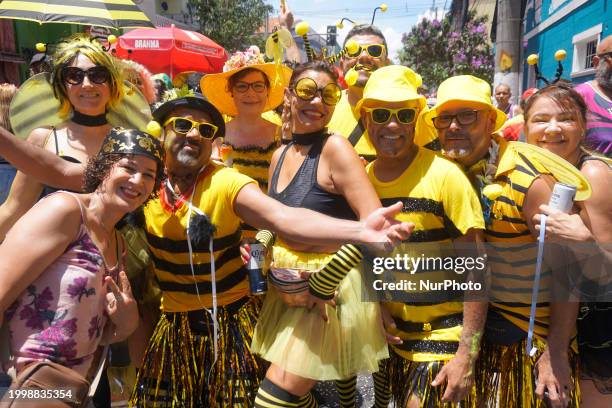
left=67, top=277, right=96, bottom=302
left=19, top=286, right=55, bottom=330
left=88, top=316, right=103, bottom=340
left=432, top=19, right=441, bottom=28
left=37, top=317, right=78, bottom=343
left=450, top=31, right=460, bottom=39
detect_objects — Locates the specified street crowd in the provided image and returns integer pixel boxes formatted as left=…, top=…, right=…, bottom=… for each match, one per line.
left=0, top=3, right=610, bottom=408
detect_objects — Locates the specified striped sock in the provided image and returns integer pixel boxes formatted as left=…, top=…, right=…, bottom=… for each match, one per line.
left=335, top=376, right=357, bottom=408
left=254, top=378, right=302, bottom=407
left=298, top=392, right=318, bottom=408
left=373, top=360, right=392, bottom=408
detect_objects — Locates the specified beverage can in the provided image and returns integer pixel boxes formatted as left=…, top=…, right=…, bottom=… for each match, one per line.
left=247, top=243, right=267, bottom=295
left=548, top=182, right=576, bottom=214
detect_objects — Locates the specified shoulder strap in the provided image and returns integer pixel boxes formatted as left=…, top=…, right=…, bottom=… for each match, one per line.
left=347, top=119, right=365, bottom=147
left=52, top=127, right=60, bottom=155
left=269, top=143, right=292, bottom=194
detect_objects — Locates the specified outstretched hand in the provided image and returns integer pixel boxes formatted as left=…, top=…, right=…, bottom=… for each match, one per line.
left=360, top=202, right=414, bottom=247
left=279, top=0, right=294, bottom=30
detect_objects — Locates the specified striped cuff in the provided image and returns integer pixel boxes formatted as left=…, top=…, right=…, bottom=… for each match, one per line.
left=255, top=230, right=275, bottom=250
left=309, top=244, right=363, bottom=300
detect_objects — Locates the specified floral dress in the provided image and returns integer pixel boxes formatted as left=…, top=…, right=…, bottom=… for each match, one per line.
left=4, top=192, right=118, bottom=377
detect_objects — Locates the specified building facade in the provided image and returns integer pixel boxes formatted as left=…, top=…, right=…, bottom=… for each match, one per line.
left=522, top=0, right=611, bottom=89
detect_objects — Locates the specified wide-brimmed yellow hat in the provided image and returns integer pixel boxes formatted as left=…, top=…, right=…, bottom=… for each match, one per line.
left=200, top=46, right=291, bottom=117
left=355, top=65, right=427, bottom=113
left=424, top=75, right=506, bottom=132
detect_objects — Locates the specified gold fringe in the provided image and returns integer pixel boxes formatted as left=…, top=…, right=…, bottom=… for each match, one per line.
left=387, top=349, right=476, bottom=408
left=130, top=297, right=267, bottom=407
left=475, top=337, right=580, bottom=407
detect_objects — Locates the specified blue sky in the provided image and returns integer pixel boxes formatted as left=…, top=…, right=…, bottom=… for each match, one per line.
left=264, top=0, right=449, bottom=61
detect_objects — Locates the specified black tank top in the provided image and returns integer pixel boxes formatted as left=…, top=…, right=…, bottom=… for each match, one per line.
left=269, top=132, right=357, bottom=220
left=40, top=128, right=81, bottom=198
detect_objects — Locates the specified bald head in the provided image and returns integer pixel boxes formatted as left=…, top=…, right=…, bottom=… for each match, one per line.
left=597, top=35, right=612, bottom=55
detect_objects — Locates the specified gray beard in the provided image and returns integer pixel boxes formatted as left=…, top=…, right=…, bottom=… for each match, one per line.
left=176, top=150, right=201, bottom=167
left=442, top=148, right=470, bottom=159
left=596, top=62, right=612, bottom=95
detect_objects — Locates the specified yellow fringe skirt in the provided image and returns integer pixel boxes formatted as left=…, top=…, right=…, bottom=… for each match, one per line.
left=130, top=297, right=266, bottom=407
left=251, top=245, right=389, bottom=380
left=475, top=336, right=580, bottom=408
left=386, top=348, right=476, bottom=408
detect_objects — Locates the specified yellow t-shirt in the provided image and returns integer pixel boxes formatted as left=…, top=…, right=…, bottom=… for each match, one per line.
left=327, top=90, right=377, bottom=162
left=144, top=163, right=256, bottom=312
left=367, top=147, right=485, bottom=361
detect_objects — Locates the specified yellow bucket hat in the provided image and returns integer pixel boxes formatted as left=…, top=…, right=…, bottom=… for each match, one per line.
left=355, top=65, right=437, bottom=147
left=200, top=46, right=291, bottom=117
left=355, top=65, right=426, bottom=113
left=424, top=75, right=507, bottom=132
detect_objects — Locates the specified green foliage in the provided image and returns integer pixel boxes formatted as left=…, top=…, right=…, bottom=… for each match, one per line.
left=188, top=0, right=273, bottom=53
left=398, top=10, right=494, bottom=93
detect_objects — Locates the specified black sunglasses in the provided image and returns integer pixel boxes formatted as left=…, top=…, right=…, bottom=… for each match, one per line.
left=62, top=66, right=110, bottom=85
left=432, top=110, right=482, bottom=129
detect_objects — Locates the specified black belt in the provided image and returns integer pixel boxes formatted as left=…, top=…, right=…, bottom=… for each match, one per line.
left=394, top=313, right=463, bottom=333
left=395, top=339, right=459, bottom=355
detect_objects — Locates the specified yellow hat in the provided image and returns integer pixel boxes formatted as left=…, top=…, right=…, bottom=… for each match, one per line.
left=355, top=65, right=426, bottom=113
left=200, top=46, right=291, bottom=117
left=424, top=75, right=506, bottom=132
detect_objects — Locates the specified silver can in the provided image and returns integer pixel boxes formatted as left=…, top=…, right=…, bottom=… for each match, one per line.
left=548, top=182, right=576, bottom=213
left=246, top=243, right=267, bottom=295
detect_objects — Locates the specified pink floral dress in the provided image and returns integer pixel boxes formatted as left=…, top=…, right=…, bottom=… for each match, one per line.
left=4, top=192, right=119, bottom=377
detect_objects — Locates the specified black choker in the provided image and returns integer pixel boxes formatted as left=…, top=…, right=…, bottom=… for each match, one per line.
left=71, top=110, right=108, bottom=127
left=292, top=129, right=327, bottom=146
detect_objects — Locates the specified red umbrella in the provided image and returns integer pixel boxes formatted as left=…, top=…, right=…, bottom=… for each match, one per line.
left=115, top=25, right=227, bottom=78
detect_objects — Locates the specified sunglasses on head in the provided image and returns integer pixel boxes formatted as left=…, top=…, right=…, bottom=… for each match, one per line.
left=363, top=107, right=418, bottom=125
left=62, top=66, right=110, bottom=85
left=292, top=77, right=342, bottom=106
left=432, top=110, right=481, bottom=129
left=233, top=81, right=267, bottom=94
left=347, top=44, right=386, bottom=59
left=163, top=117, right=219, bottom=139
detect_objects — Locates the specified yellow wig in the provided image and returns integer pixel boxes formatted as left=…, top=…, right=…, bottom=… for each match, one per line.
left=50, top=34, right=123, bottom=118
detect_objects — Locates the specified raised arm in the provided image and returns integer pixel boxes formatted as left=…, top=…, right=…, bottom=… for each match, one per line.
left=0, top=126, right=85, bottom=191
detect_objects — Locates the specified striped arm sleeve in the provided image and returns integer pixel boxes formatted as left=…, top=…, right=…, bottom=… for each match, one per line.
left=309, top=244, right=363, bottom=300
left=255, top=230, right=275, bottom=249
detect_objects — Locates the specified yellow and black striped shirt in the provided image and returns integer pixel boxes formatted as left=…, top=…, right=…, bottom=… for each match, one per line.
left=367, top=148, right=485, bottom=361
left=486, top=143, right=552, bottom=339
left=144, top=163, right=256, bottom=312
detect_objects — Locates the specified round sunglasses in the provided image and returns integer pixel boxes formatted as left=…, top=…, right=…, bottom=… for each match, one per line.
left=62, top=66, right=110, bottom=85
left=292, top=77, right=342, bottom=106
left=163, top=117, right=219, bottom=139
left=363, top=107, right=418, bottom=125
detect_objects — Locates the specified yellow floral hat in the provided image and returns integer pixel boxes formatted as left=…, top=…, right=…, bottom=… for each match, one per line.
left=200, top=46, right=291, bottom=117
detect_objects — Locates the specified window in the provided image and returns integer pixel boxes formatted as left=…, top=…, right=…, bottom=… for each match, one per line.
left=571, top=24, right=602, bottom=78
left=584, top=39, right=597, bottom=70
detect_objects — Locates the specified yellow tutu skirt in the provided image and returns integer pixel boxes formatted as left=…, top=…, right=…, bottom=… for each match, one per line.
left=251, top=245, right=389, bottom=380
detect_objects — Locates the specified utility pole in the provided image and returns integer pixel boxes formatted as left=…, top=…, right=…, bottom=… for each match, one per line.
left=494, top=0, right=523, bottom=103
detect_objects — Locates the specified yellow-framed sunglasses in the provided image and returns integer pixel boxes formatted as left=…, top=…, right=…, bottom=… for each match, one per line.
left=347, top=43, right=386, bottom=58
left=163, top=117, right=219, bottom=139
